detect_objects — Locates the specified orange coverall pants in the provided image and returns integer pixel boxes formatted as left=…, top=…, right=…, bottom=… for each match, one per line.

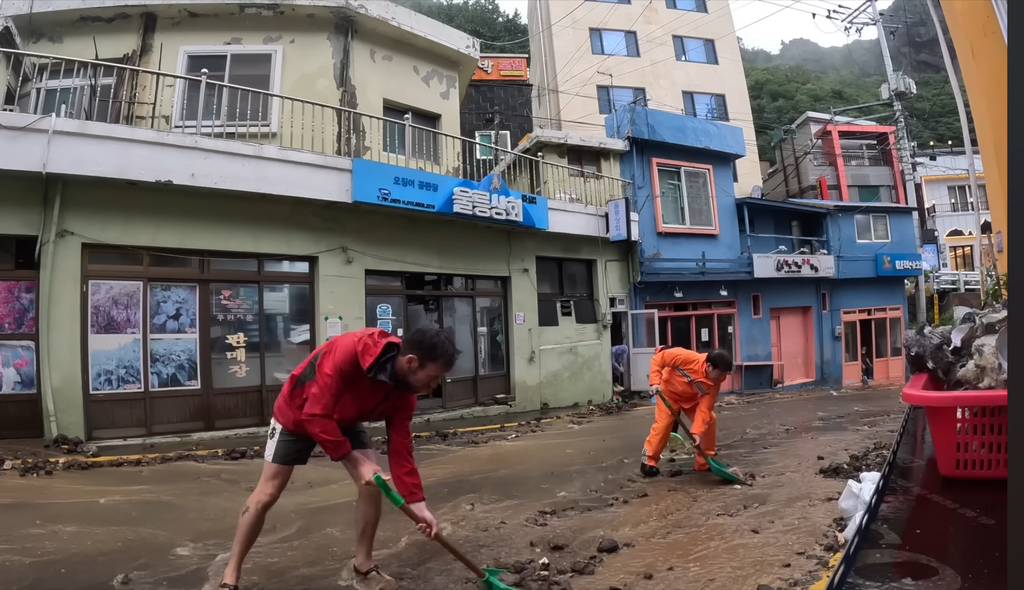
left=642, top=393, right=718, bottom=471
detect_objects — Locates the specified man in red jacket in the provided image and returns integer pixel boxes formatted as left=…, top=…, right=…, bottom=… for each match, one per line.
left=219, top=327, right=457, bottom=590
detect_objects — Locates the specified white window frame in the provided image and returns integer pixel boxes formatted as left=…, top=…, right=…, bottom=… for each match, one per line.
left=173, top=45, right=283, bottom=132
left=854, top=213, right=892, bottom=242
left=474, top=130, right=511, bottom=159
left=31, top=62, right=117, bottom=119
left=656, top=164, right=716, bottom=231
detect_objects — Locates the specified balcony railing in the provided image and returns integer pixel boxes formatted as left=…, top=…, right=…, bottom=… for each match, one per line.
left=0, top=48, right=630, bottom=207
left=933, top=270, right=981, bottom=292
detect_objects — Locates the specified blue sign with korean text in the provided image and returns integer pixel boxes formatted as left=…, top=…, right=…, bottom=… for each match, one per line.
left=352, top=159, right=549, bottom=230
left=877, top=252, right=924, bottom=276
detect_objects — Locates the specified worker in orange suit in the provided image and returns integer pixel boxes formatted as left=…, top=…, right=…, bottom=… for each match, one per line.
left=641, top=347, right=733, bottom=477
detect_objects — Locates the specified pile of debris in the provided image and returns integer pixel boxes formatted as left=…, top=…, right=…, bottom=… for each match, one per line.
left=905, top=304, right=1007, bottom=390
left=818, top=441, right=890, bottom=480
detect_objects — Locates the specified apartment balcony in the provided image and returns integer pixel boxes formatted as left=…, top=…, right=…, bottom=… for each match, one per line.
left=0, top=48, right=631, bottom=211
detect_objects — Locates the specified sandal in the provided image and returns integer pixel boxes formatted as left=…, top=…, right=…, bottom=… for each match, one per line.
left=219, top=583, right=239, bottom=590
left=352, top=562, right=397, bottom=590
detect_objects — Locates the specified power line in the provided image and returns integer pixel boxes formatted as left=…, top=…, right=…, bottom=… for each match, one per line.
left=559, top=0, right=740, bottom=88
left=557, top=0, right=656, bottom=100
left=551, top=1, right=651, bottom=121
left=562, top=0, right=802, bottom=95
left=475, top=0, right=588, bottom=47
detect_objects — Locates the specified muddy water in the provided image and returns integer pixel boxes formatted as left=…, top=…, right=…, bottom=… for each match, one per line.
left=0, top=388, right=903, bottom=590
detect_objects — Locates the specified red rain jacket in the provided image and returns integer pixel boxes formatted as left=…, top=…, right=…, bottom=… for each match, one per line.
left=273, top=328, right=425, bottom=503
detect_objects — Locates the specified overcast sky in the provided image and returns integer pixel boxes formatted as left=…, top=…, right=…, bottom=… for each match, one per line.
left=495, top=0, right=897, bottom=52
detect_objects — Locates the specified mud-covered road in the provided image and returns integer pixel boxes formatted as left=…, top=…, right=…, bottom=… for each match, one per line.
left=0, top=388, right=904, bottom=590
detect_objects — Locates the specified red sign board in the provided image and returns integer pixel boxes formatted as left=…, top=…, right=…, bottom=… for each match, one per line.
left=473, top=56, right=529, bottom=81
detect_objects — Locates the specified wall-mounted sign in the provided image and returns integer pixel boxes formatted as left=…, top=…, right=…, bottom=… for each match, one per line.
left=920, top=244, right=939, bottom=272
left=473, top=56, right=529, bottom=81
left=877, top=252, right=924, bottom=276
left=752, top=254, right=836, bottom=278
left=353, top=159, right=549, bottom=230
left=607, top=198, right=631, bottom=242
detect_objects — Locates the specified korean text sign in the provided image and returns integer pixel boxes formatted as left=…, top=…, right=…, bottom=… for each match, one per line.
left=353, top=159, right=549, bottom=230
left=876, top=253, right=924, bottom=276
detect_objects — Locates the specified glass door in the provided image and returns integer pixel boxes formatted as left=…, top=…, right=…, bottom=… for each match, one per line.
left=441, top=297, right=476, bottom=407
left=695, top=314, right=714, bottom=353
left=628, top=309, right=659, bottom=392
left=842, top=319, right=861, bottom=385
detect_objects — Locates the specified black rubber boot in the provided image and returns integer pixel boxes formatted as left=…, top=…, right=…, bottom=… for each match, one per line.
left=640, top=463, right=660, bottom=478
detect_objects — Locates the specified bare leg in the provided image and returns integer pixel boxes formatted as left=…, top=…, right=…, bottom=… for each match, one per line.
left=221, top=462, right=294, bottom=586
left=342, top=449, right=383, bottom=571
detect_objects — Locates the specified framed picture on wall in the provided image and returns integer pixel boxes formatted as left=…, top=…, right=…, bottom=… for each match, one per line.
left=0, top=340, right=36, bottom=394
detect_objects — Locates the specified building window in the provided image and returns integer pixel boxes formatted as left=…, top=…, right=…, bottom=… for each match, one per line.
left=682, top=91, right=728, bottom=121
left=751, top=293, right=762, bottom=319
left=589, top=29, right=640, bottom=57
left=653, top=159, right=718, bottom=233
left=475, top=130, right=511, bottom=159
left=383, top=104, right=440, bottom=162
left=177, top=47, right=281, bottom=128
left=536, top=258, right=597, bottom=327
left=666, top=0, right=708, bottom=11
left=1, top=237, right=39, bottom=398
left=854, top=214, right=891, bottom=242
left=596, top=85, right=646, bottom=114
left=567, top=149, right=601, bottom=177
left=673, top=36, right=718, bottom=64
left=821, top=291, right=829, bottom=312
left=949, top=245, right=975, bottom=271
left=731, top=161, right=738, bottom=183
left=32, top=60, right=118, bottom=120
left=947, top=184, right=989, bottom=212
left=850, top=185, right=894, bottom=203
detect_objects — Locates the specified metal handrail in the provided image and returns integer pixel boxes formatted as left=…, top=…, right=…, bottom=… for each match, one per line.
left=0, top=47, right=631, bottom=207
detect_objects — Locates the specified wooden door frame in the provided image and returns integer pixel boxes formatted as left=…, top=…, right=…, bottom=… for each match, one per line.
left=80, top=246, right=315, bottom=439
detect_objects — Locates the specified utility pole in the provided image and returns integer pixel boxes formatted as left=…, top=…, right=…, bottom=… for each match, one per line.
left=846, top=1, right=928, bottom=323
left=871, top=0, right=928, bottom=323
left=924, top=0, right=998, bottom=303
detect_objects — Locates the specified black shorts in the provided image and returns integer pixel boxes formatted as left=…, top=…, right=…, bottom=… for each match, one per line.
left=263, top=417, right=371, bottom=465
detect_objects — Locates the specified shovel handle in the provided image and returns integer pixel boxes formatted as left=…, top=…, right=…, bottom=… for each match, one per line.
left=655, top=391, right=708, bottom=460
left=372, top=475, right=488, bottom=580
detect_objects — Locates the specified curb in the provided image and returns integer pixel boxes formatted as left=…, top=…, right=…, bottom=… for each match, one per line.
left=3, top=417, right=566, bottom=469
left=809, top=551, right=843, bottom=590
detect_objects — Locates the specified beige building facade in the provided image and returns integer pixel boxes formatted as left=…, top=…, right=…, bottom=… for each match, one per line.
left=529, top=0, right=762, bottom=195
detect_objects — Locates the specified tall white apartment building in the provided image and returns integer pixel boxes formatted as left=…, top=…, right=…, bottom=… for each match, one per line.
left=529, top=0, right=762, bottom=194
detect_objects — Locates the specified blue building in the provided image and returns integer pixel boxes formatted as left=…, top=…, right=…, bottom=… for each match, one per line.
left=608, top=107, right=921, bottom=390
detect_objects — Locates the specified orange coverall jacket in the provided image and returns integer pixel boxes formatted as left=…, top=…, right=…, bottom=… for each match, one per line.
left=649, top=347, right=721, bottom=439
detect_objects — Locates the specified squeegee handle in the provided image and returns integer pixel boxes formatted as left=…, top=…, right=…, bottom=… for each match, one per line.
left=372, top=475, right=487, bottom=579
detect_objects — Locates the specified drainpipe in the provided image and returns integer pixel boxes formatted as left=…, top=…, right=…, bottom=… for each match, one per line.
left=34, top=113, right=57, bottom=264
left=40, top=180, right=63, bottom=437
left=742, top=203, right=752, bottom=254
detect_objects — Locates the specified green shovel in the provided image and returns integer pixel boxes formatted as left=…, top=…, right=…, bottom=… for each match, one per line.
left=656, top=385, right=751, bottom=486
left=373, top=474, right=516, bottom=590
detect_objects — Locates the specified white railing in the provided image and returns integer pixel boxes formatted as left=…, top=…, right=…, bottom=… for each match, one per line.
left=0, top=48, right=630, bottom=207
left=933, top=270, right=981, bottom=292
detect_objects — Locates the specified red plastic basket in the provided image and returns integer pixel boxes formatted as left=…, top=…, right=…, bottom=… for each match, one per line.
left=902, top=373, right=1008, bottom=479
